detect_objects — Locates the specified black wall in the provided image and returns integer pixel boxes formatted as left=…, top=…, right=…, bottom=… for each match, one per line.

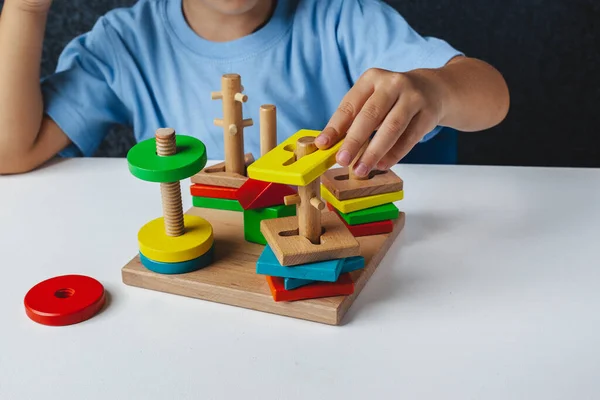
left=1, top=0, right=598, bottom=167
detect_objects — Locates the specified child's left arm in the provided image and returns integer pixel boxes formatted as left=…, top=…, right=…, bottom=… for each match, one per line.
left=315, top=55, right=510, bottom=175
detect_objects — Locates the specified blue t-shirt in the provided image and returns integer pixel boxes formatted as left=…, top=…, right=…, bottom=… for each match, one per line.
left=41, top=0, right=462, bottom=159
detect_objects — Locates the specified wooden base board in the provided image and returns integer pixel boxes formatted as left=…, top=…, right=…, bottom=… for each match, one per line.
left=122, top=207, right=405, bottom=325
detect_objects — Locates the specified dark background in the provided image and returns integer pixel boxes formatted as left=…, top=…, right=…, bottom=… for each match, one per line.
left=1, top=0, right=598, bottom=167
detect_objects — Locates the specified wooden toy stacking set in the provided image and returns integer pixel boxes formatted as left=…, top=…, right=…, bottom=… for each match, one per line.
left=321, top=142, right=405, bottom=238
left=121, top=74, right=406, bottom=325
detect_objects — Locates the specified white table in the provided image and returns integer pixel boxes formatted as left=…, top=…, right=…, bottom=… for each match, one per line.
left=1, top=159, right=599, bottom=399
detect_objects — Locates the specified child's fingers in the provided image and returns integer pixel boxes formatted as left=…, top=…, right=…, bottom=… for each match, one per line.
left=315, top=74, right=375, bottom=149
left=339, top=88, right=398, bottom=168
left=352, top=98, right=418, bottom=176
left=375, top=112, right=434, bottom=169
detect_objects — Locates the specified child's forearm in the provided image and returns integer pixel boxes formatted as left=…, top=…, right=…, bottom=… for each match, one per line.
left=0, top=1, right=50, bottom=169
left=411, top=56, right=510, bottom=132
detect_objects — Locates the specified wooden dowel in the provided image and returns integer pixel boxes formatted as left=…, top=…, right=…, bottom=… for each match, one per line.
left=215, top=73, right=246, bottom=175
left=295, top=136, right=322, bottom=244
left=284, top=194, right=301, bottom=206
left=260, top=105, right=277, bottom=156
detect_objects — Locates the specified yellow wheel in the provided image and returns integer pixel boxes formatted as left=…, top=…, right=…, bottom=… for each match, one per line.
left=138, top=215, right=213, bottom=263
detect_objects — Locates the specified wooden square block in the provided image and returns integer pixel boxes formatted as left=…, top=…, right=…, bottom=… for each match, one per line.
left=260, top=212, right=360, bottom=266
left=191, top=153, right=254, bottom=189
left=321, top=168, right=404, bottom=200
left=192, top=197, right=243, bottom=212
left=190, top=184, right=238, bottom=200
left=284, top=256, right=365, bottom=290
left=243, top=205, right=296, bottom=245
left=247, top=130, right=342, bottom=186
left=121, top=208, right=406, bottom=325
left=321, top=185, right=404, bottom=213
left=256, top=245, right=344, bottom=282
left=266, top=274, right=354, bottom=302
left=326, top=202, right=399, bottom=225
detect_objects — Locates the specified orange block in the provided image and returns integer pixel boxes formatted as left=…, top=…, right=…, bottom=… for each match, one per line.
left=266, top=273, right=354, bottom=302
left=190, top=183, right=238, bottom=200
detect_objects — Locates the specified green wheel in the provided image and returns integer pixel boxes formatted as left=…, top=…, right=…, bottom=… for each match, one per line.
left=127, top=135, right=207, bottom=182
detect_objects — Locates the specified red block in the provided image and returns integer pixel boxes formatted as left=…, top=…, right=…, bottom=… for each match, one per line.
left=266, top=273, right=354, bottom=302
left=328, top=202, right=393, bottom=237
left=190, top=183, right=238, bottom=200
left=237, top=178, right=296, bottom=210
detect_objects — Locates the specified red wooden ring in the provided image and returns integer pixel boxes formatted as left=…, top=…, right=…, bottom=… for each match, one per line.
left=24, top=275, right=106, bottom=326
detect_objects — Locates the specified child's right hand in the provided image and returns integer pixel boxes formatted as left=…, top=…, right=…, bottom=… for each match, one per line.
left=7, top=0, right=53, bottom=12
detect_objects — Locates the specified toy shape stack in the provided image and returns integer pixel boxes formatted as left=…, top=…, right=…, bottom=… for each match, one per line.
left=247, top=130, right=367, bottom=302
left=236, top=105, right=298, bottom=245
left=189, top=73, right=253, bottom=212
left=127, top=128, right=214, bottom=274
left=321, top=142, right=404, bottom=237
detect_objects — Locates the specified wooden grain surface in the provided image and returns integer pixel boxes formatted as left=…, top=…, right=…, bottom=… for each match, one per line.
left=322, top=167, right=404, bottom=200
left=122, top=207, right=405, bottom=325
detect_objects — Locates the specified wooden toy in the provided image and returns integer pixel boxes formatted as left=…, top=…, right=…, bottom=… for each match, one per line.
left=284, top=256, right=365, bottom=290
left=243, top=204, right=296, bottom=245
left=256, top=245, right=345, bottom=282
left=122, top=207, right=405, bottom=325
left=211, top=73, right=253, bottom=175
left=321, top=141, right=404, bottom=200
left=257, top=136, right=360, bottom=266
left=121, top=73, right=406, bottom=325
left=190, top=184, right=238, bottom=200
left=326, top=202, right=399, bottom=225
left=237, top=178, right=296, bottom=210
left=192, top=196, right=244, bottom=212
left=266, top=273, right=354, bottom=302
left=24, top=275, right=105, bottom=326
left=321, top=184, right=404, bottom=213
left=261, top=212, right=360, bottom=266
left=191, top=73, right=255, bottom=187
left=128, top=128, right=213, bottom=270
left=247, top=129, right=342, bottom=186
left=191, top=153, right=254, bottom=189
left=139, top=247, right=214, bottom=275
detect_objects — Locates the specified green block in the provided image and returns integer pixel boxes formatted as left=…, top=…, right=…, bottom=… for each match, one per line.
left=192, top=196, right=243, bottom=212
left=244, top=204, right=296, bottom=245
left=336, top=202, right=399, bottom=225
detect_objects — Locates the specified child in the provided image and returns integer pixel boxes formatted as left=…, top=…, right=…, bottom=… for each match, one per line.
left=0, top=0, right=509, bottom=175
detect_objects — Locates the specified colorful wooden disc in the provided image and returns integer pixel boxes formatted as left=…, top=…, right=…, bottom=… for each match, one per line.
left=24, top=275, right=106, bottom=326
left=140, top=245, right=214, bottom=274
left=138, top=215, right=214, bottom=263
left=127, top=135, right=207, bottom=182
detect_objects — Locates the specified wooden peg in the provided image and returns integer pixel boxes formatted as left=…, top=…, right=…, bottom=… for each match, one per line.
left=214, top=118, right=224, bottom=127
left=349, top=141, right=369, bottom=180
left=212, top=73, right=248, bottom=175
left=242, top=118, right=254, bottom=128
left=310, top=197, right=325, bottom=210
left=284, top=194, right=301, bottom=206
left=294, top=137, right=322, bottom=244
left=234, top=93, right=248, bottom=103
left=260, top=104, right=277, bottom=156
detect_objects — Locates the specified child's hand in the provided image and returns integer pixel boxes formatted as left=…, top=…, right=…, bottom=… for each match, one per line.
left=315, top=67, right=444, bottom=176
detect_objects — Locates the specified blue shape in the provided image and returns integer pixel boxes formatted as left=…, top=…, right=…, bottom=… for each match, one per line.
left=140, top=246, right=214, bottom=275
left=257, top=246, right=344, bottom=282
left=284, top=256, right=365, bottom=290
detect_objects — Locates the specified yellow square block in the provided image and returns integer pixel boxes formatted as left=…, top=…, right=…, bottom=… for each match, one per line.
left=321, top=185, right=404, bottom=213
left=246, top=129, right=342, bottom=186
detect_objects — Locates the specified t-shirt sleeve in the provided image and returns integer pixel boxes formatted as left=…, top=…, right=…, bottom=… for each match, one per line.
left=41, top=17, right=129, bottom=157
left=335, top=0, right=464, bottom=141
